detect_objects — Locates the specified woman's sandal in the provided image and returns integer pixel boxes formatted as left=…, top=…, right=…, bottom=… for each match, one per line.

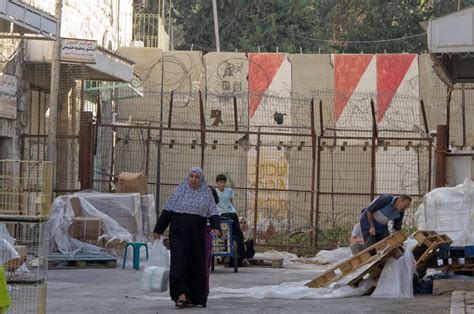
left=175, top=299, right=187, bottom=309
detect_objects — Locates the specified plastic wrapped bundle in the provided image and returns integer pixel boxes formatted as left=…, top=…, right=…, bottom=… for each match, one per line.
left=74, top=192, right=143, bottom=241
left=49, top=195, right=133, bottom=256
left=415, top=178, right=474, bottom=246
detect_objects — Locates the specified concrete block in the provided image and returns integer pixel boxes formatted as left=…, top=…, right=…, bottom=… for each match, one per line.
left=433, top=279, right=474, bottom=295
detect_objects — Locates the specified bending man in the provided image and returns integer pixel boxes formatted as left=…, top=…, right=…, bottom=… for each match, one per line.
left=360, top=194, right=412, bottom=248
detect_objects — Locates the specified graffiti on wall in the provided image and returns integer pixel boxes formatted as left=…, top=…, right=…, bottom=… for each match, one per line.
left=247, top=150, right=289, bottom=221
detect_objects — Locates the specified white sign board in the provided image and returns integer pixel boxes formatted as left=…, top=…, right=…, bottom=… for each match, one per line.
left=0, top=73, right=17, bottom=120
left=61, top=39, right=97, bottom=64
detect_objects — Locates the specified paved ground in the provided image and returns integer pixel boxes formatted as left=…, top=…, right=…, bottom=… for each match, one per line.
left=46, top=265, right=452, bottom=314
left=451, top=291, right=474, bottom=314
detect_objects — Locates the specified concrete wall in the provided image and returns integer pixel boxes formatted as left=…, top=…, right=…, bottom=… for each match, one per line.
left=101, top=50, right=461, bottom=234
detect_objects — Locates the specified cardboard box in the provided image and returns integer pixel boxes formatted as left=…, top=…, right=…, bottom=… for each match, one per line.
left=117, top=172, right=148, bottom=195
left=68, top=217, right=102, bottom=242
left=70, top=197, right=82, bottom=217
left=104, top=239, right=127, bottom=256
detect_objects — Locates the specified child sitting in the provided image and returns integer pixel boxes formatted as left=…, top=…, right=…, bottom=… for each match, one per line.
left=215, top=174, right=245, bottom=265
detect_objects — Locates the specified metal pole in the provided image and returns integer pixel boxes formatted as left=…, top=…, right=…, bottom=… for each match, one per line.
left=446, top=87, right=452, bottom=149
left=47, top=0, right=63, bottom=186
left=212, top=0, right=221, bottom=52
left=309, top=98, right=316, bottom=250
left=420, top=99, right=429, bottom=135
left=167, top=91, right=174, bottom=128
left=369, top=99, right=377, bottom=200
left=168, top=0, right=172, bottom=50
left=319, top=100, right=324, bottom=136
left=145, top=122, right=151, bottom=176
left=253, top=128, right=261, bottom=242
left=314, top=136, right=322, bottom=248
left=461, top=83, right=466, bottom=147
left=199, top=91, right=206, bottom=169
left=233, top=96, right=238, bottom=131
left=435, top=125, right=448, bottom=188
left=428, top=137, right=433, bottom=191
left=155, top=51, right=165, bottom=216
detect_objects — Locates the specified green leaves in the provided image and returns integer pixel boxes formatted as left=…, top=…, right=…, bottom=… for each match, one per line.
left=168, top=0, right=474, bottom=53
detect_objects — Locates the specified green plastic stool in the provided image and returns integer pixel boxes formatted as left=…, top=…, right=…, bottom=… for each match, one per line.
left=123, top=242, right=149, bottom=270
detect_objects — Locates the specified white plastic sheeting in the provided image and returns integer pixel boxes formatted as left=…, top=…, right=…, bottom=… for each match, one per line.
left=50, top=195, right=133, bottom=256
left=371, top=239, right=417, bottom=298
left=251, top=248, right=352, bottom=270
left=0, top=224, right=18, bottom=265
left=0, top=240, right=18, bottom=265
left=137, top=240, right=416, bottom=300
left=0, top=224, right=15, bottom=244
left=312, top=247, right=352, bottom=265
left=210, top=279, right=373, bottom=300
left=415, top=178, right=474, bottom=245
left=74, top=191, right=144, bottom=241
left=138, top=278, right=373, bottom=301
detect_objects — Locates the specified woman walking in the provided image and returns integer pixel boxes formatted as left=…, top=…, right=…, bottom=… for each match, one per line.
left=153, top=167, right=221, bottom=308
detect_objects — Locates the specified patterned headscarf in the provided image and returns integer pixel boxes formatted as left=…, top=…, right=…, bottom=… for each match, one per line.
left=164, top=167, right=219, bottom=218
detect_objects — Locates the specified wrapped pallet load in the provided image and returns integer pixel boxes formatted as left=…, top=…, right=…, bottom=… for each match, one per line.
left=415, top=178, right=474, bottom=246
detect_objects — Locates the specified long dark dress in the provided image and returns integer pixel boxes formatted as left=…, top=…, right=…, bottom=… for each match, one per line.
left=154, top=210, right=220, bottom=307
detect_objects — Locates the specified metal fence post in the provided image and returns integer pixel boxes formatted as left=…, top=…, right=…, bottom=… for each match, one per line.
left=310, top=98, right=317, bottom=249
left=370, top=99, right=378, bottom=201
left=199, top=91, right=206, bottom=169
left=253, top=127, right=261, bottom=243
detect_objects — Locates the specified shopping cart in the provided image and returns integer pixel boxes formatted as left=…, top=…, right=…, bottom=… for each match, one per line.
left=210, top=219, right=238, bottom=273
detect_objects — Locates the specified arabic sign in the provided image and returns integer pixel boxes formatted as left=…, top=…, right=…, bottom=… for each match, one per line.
left=0, top=73, right=17, bottom=120
left=61, top=39, right=97, bottom=64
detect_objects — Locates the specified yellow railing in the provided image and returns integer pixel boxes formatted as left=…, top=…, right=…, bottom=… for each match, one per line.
left=0, top=160, right=53, bottom=216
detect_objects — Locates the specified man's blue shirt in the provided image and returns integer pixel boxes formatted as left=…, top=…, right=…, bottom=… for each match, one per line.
left=360, top=194, right=404, bottom=235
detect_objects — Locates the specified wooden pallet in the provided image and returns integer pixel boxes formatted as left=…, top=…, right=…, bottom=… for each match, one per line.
left=48, top=252, right=117, bottom=269
left=248, top=257, right=283, bottom=268
left=347, top=246, right=405, bottom=288
left=306, top=231, right=406, bottom=288
left=411, top=230, right=452, bottom=278
left=412, top=231, right=452, bottom=265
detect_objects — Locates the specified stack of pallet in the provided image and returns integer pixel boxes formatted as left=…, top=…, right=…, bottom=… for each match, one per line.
left=306, top=231, right=406, bottom=289
left=436, top=245, right=474, bottom=275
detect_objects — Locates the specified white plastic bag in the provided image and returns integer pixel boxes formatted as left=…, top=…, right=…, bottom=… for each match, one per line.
left=141, top=239, right=170, bottom=293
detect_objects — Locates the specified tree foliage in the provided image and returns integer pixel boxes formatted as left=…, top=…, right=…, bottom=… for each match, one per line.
left=162, top=0, right=474, bottom=53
